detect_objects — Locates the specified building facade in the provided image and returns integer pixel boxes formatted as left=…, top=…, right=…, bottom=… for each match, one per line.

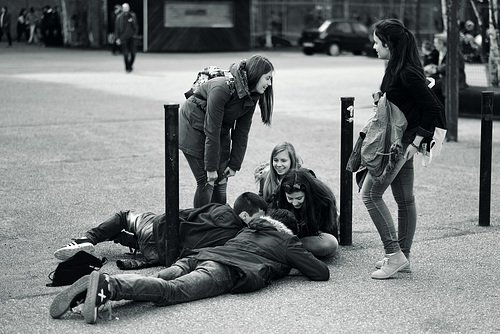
left=0, top=0, right=485, bottom=52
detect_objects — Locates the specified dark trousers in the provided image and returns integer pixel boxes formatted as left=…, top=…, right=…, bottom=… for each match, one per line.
left=0, top=28, right=12, bottom=45
left=84, top=210, right=159, bottom=263
left=121, top=37, right=136, bottom=71
left=183, top=152, right=229, bottom=208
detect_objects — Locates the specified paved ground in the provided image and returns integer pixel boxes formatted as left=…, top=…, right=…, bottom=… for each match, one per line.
left=0, top=44, right=499, bottom=333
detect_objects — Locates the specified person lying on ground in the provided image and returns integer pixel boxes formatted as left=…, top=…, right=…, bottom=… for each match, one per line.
left=50, top=209, right=330, bottom=323
left=53, top=192, right=268, bottom=269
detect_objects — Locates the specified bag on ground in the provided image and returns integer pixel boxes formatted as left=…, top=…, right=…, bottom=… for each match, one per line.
left=46, top=251, right=106, bottom=287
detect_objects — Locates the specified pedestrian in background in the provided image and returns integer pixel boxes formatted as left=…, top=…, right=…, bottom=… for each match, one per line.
left=16, top=8, right=28, bottom=43
left=365, top=19, right=443, bottom=279
left=115, top=3, right=138, bottom=72
left=179, top=54, right=274, bottom=208
left=0, top=6, right=12, bottom=46
left=26, top=7, right=38, bottom=44
left=427, top=32, right=468, bottom=105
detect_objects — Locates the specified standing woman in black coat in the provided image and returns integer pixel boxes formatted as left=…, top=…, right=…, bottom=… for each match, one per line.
left=364, top=19, right=442, bottom=279
left=179, top=54, right=274, bottom=208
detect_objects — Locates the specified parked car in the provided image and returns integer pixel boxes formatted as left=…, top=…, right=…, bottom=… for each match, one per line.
left=299, top=19, right=375, bottom=56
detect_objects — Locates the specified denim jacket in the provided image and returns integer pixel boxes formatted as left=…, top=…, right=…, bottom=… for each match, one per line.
left=347, top=94, right=407, bottom=184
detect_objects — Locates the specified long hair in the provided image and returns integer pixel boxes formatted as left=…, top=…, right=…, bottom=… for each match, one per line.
left=262, top=142, right=302, bottom=203
left=374, top=19, right=426, bottom=91
left=245, top=54, right=274, bottom=125
left=277, top=169, right=339, bottom=238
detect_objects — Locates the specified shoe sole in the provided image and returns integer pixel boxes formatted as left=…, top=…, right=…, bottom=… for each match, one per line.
left=375, top=264, right=412, bottom=273
left=49, top=275, right=89, bottom=319
left=54, top=243, right=95, bottom=261
left=82, top=271, right=101, bottom=324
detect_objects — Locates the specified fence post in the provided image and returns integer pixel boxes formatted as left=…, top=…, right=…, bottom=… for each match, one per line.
left=164, top=104, right=180, bottom=266
left=340, top=97, right=354, bottom=246
left=479, top=92, right=493, bottom=227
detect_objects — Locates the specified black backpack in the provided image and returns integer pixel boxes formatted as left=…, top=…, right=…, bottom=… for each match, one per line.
left=46, top=251, right=107, bottom=287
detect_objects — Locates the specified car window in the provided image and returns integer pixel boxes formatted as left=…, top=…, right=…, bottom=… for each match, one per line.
left=329, top=22, right=352, bottom=34
left=318, top=20, right=331, bottom=33
left=352, top=22, right=368, bottom=34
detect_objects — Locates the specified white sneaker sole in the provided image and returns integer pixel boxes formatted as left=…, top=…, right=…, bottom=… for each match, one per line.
left=54, top=243, right=95, bottom=261
left=375, top=262, right=412, bottom=273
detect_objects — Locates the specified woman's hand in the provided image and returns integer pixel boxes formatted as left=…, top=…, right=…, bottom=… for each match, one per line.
left=404, top=144, right=419, bottom=160
left=404, top=135, right=423, bottom=160
left=207, top=171, right=218, bottom=184
left=223, top=167, right=236, bottom=178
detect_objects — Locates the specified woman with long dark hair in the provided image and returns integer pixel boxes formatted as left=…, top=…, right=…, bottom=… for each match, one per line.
left=364, top=19, right=443, bottom=279
left=180, top=54, right=274, bottom=208
left=276, top=169, right=338, bottom=258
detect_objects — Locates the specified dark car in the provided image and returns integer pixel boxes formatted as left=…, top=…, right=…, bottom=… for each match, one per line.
left=300, top=19, right=375, bottom=56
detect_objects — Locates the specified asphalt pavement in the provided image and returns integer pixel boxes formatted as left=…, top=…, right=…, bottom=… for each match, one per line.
left=0, top=44, right=499, bottom=333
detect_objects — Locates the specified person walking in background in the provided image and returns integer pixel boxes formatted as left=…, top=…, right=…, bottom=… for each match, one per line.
left=180, top=54, right=274, bottom=208
left=0, top=6, right=12, bottom=46
left=115, top=3, right=138, bottom=72
left=274, top=168, right=339, bottom=258
left=426, top=32, right=468, bottom=105
left=16, top=8, right=28, bottom=43
left=365, top=19, right=443, bottom=279
left=421, top=40, right=438, bottom=69
left=26, top=7, right=38, bottom=44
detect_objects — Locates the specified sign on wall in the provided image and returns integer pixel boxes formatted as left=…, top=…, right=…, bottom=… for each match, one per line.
left=164, top=1, right=234, bottom=28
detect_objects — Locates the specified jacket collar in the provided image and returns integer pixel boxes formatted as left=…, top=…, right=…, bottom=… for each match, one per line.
left=247, top=216, right=294, bottom=236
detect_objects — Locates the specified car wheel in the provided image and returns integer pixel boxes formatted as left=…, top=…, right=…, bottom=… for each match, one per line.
left=302, top=48, right=314, bottom=55
left=327, top=43, right=340, bottom=56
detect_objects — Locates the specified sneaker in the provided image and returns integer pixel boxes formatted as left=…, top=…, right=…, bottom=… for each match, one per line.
left=82, top=271, right=112, bottom=324
left=54, top=238, right=95, bottom=261
left=49, top=274, right=89, bottom=319
left=375, top=259, right=412, bottom=273
left=371, top=251, right=409, bottom=279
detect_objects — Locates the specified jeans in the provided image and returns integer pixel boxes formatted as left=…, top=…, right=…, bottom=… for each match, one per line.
left=109, top=259, right=238, bottom=306
left=121, top=37, right=136, bottom=71
left=361, top=154, right=416, bottom=256
left=183, top=152, right=228, bottom=208
left=301, top=232, right=338, bottom=258
left=84, top=211, right=159, bottom=262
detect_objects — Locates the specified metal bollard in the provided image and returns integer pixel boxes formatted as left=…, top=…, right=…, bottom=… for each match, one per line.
left=164, top=104, right=180, bottom=265
left=479, top=92, right=493, bottom=227
left=340, top=97, right=354, bottom=245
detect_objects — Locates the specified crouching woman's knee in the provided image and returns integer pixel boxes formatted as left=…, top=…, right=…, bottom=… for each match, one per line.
left=301, top=232, right=338, bottom=258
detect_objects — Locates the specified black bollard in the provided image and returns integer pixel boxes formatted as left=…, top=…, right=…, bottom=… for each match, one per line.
left=479, top=92, right=493, bottom=227
left=340, top=97, right=354, bottom=246
left=164, top=104, right=180, bottom=265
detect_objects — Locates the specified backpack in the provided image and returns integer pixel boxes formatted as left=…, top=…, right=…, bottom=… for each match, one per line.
left=46, top=251, right=107, bottom=287
left=184, top=66, right=233, bottom=99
